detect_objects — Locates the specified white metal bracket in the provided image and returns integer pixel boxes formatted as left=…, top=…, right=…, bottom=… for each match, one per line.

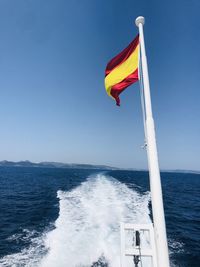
left=120, top=223, right=158, bottom=267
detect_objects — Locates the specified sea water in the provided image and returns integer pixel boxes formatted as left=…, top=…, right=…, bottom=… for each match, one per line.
left=0, top=167, right=199, bottom=267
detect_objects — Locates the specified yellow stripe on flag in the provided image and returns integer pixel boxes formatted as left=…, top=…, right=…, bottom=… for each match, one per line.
left=105, top=44, right=139, bottom=96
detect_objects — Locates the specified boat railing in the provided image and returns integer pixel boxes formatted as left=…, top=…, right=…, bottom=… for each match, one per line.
left=120, top=223, right=158, bottom=267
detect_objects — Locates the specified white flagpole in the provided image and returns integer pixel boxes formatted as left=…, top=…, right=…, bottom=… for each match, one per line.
left=135, top=16, right=170, bottom=267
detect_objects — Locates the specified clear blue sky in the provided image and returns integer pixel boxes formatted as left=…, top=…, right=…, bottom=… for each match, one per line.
left=0, top=0, right=199, bottom=170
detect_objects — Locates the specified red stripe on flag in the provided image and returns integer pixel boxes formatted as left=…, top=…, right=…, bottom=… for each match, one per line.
left=110, top=69, right=139, bottom=106
left=105, top=34, right=139, bottom=77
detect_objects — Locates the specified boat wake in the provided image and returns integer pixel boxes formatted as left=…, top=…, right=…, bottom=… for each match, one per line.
left=0, top=173, right=151, bottom=267
left=40, top=173, right=151, bottom=267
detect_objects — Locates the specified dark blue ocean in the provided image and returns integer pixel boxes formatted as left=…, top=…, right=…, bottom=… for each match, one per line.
left=0, top=167, right=199, bottom=267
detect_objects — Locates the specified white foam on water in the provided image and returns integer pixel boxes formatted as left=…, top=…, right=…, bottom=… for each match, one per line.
left=40, top=173, right=151, bottom=267
left=0, top=229, right=47, bottom=267
left=0, top=173, right=152, bottom=267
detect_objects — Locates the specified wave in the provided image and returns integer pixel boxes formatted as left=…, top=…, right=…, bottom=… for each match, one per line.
left=0, top=229, right=47, bottom=267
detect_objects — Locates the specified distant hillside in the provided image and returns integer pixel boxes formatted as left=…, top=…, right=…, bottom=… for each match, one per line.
left=0, top=160, right=118, bottom=170
left=0, top=161, right=199, bottom=174
left=161, top=169, right=200, bottom=175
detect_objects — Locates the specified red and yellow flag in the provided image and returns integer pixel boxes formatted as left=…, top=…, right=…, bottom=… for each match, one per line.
left=104, top=35, right=140, bottom=106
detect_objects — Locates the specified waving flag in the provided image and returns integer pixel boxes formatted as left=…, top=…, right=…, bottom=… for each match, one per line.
left=104, top=35, right=140, bottom=106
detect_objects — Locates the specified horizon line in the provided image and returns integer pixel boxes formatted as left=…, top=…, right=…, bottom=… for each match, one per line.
left=0, top=159, right=199, bottom=174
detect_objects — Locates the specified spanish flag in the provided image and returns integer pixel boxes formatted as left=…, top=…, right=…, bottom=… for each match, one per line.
left=105, top=35, right=140, bottom=106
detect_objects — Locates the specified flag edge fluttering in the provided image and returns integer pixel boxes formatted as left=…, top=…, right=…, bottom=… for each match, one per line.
left=104, top=34, right=140, bottom=106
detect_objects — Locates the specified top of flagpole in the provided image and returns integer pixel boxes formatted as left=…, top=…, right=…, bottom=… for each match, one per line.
left=135, top=16, right=145, bottom=27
